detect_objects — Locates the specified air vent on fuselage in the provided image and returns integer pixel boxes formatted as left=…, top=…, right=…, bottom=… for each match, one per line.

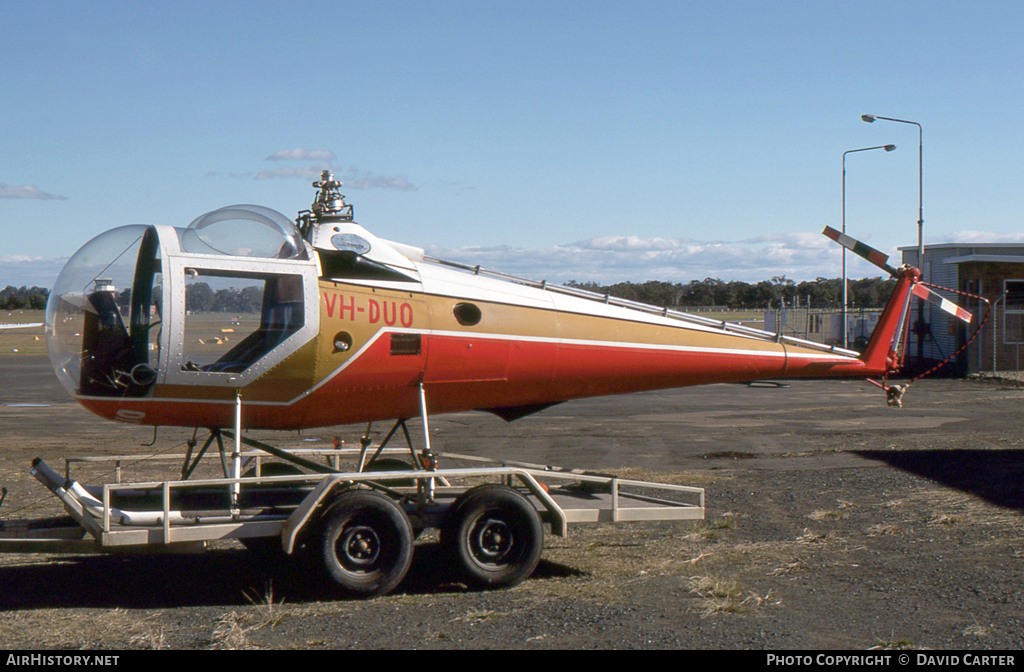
left=390, top=333, right=421, bottom=356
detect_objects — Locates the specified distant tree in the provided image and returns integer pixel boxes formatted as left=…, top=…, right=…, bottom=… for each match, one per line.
left=185, top=282, right=214, bottom=312
left=849, top=277, right=896, bottom=308
left=560, top=276, right=895, bottom=310
left=0, top=285, right=49, bottom=310
left=239, top=285, right=264, bottom=312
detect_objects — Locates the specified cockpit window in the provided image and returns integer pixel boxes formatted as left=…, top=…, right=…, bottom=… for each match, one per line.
left=182, top=270, right=305, bottom=374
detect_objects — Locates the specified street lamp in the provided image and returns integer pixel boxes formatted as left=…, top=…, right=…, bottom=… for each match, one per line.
left=842, top=144, right=896, bottom=349
left=862, top=114, right=925, bottom=361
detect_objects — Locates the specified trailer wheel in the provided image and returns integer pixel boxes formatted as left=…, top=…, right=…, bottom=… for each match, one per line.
left=320, top=489, right=413, bottom=598
left=442, top=484, right=543, bottom=589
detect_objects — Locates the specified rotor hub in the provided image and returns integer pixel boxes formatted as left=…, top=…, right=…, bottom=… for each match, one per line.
left=310, top=170, right=353, bottom=222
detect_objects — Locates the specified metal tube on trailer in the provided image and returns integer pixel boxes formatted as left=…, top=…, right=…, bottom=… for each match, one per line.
left=232, top=391, right=242, bottom=506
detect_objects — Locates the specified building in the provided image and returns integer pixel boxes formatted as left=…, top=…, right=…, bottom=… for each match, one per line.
left=901, top=243, right=1024, bottom=374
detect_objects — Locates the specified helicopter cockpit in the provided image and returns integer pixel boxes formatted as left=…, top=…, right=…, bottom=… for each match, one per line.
left=46, top=205, right=320, bottom=399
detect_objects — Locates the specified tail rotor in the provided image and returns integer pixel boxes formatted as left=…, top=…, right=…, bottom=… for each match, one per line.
left=822, top=226, right=986, bottom=404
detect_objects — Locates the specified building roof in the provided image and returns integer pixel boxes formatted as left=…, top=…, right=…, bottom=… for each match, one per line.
left=940, top=254, right=1024, bottom=265
left=900, top=242, right=1024, bottom=266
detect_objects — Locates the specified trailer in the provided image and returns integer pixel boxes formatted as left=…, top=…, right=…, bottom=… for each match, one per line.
left=0, top=440, right=704, bottom=598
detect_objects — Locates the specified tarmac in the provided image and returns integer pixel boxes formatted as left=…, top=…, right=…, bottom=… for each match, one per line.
left=0, top=355, right=1022, bottom=649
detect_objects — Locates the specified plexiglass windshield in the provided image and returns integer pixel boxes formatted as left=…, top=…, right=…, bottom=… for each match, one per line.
left=46, top=225, right=162, bottom=398
left=179, top=204, right=306, bottom=259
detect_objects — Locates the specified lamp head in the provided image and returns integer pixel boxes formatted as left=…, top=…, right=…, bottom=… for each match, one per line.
left=861, top=114, right=876, bottom=123
left=884, top=144, right=896, bottom=152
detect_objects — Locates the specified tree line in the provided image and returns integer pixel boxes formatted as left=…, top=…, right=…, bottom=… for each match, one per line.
left=566, top=276, right=896, bottom=310
left=0, top=286, right=49, bottom=310
left=184, top=282, right=263, bottom=313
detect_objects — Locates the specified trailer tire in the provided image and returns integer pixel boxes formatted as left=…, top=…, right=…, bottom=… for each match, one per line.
left=442, top=484, right=543, bottom=589
left=320, top=489, right=413, bottom=598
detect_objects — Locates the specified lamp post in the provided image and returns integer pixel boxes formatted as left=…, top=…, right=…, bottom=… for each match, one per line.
left=842, top=144, right=896, bottom=349
left=862, top=114, right=924, bottom=361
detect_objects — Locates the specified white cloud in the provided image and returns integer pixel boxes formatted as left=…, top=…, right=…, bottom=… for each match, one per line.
left=943, top=230, right=1024, bottom=244
left=0, top=183, right=67, bottom=200
left=17, top=229, right=1024, bottom=292
left=0, top=256, right=67, bottom=288
left=248, top=159, right=417, bottom=191
left=341, top=168, right=416, bottom=192
left=424, top=232, right=884, bottom=284
left=264, top=148, right=336, bottom=162
left=254, top=163, right=332, bottom=181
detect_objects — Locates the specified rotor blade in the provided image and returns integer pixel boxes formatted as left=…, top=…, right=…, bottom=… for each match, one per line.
left=822, top=226, right=898, bottom=276
left=911, top=283, right=973, bottom=324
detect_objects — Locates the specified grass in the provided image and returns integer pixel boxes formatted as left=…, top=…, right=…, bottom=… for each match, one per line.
left=687, top=575, right=780, bottom=618
left=454, top=609, right=505, bottom=624
left=128, top=623, right=167, bottom=650
left=0, top=310, right=46, bottom=355
left=866, top=523, right=906, bottom=537
left=869, top=632, right=914, bottom=650
left=209, top=582, right=286, bottom=650
left=807, top=509, right=845, bottom=521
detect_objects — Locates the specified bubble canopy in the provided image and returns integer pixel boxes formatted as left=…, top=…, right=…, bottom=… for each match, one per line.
left=46, top=225, right=161, bottom=398
left=46, top=205, right=309, bottom=398
left=180, top=204, right=306, bottom=259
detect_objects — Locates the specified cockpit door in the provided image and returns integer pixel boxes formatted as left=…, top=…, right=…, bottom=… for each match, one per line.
left=163, top=254, right=319, bottom=387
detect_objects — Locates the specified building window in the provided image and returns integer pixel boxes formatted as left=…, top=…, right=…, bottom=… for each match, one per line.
left=1003, top=279, right=1024, bottom=344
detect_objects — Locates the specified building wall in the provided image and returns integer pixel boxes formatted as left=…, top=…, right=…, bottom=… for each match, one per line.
left=900, top=246, right=962, bottom=366
left=959, top=261, right=1024, bottom=373
left=901, top=245, right=1024, bottom=374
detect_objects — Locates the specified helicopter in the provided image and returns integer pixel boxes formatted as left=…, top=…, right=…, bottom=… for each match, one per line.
left=46, top=171, right=967, bottom=436
left=33, top=171, right=975, bottom=596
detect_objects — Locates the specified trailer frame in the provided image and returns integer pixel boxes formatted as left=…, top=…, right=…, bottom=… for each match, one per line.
left=0, top=445, right=705, bottom=596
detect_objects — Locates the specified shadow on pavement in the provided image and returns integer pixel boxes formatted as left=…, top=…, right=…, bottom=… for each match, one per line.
left=0, top=541, right=585, bottom=611
left=854, top=448, right=1024, bottom=511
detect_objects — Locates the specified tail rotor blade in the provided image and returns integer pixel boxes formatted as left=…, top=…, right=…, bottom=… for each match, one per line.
left=911, top=283, right=973, bottom=324
left=822, top=226, right=898, bottom=276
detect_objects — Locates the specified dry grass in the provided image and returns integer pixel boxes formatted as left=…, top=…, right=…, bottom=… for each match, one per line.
left=795, top=528, right=828, bottom=544
left=207, top=583, right=286, bottom=650
left=128, top=624, right=167, bottom=650
left=866, top=523, right=906, bottom=537
left=243, top=581, right=285, bottom=630
left=807, top=509, right=845, bottom=521
left=962, top=624, right=993, bottom=638
left=687, top=575, right=781, bottom=618
left=868, top=632, right=914, bottom=650
left=453, top=609, right=507, bottom=624
left=768, top=559, right=807, bottom=577
left=211, top=612, right=257, bottom=650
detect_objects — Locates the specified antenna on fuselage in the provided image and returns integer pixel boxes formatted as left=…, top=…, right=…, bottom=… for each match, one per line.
left=297, top=170, right=353, bottom=241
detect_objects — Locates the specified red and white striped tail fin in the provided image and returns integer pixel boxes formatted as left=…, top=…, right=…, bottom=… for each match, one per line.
left=822, top=226, right=898, bottom=276
left=911, top=283, right=973, bottom=323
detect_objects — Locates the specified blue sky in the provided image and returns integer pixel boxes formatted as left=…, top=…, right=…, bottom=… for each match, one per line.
left=2, top=1, right=1023, bottom=288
